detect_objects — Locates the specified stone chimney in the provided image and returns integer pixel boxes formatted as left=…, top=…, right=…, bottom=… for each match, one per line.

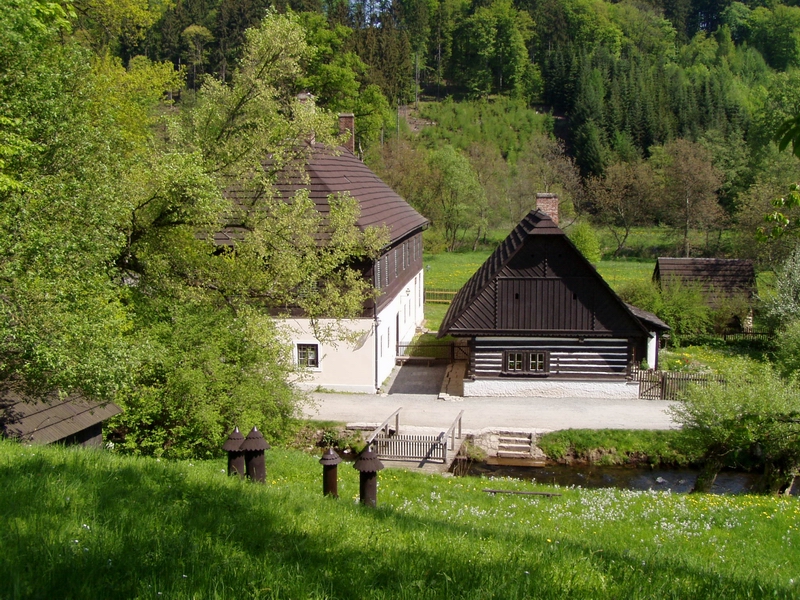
left=338, top=113, right=355, bottom=154
left=535, top=193, right=559, bottom=226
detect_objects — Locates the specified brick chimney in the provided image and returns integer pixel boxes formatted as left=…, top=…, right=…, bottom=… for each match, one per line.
left=535, top=193, right=559, bottom=226
left=338, top=113, right=355, bottom=154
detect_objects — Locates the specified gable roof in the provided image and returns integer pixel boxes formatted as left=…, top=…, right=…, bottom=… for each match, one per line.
left=625, top=303, right=670, bottom=332
left=217, top=143, right=428, bottom=247
left=438, top=210, right=649, bottom=338
left=1, top=389, right=121, bottom=445
left=653, top=258, right=756, bottom=301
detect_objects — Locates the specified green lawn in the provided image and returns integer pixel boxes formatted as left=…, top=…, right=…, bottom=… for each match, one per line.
left=424, top=251, right=654, bottom=294
left=2, top=441, right=797, bottom=599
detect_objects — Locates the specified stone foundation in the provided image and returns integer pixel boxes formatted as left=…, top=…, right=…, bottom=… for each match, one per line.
left=463, top=378, right=639, bottom=399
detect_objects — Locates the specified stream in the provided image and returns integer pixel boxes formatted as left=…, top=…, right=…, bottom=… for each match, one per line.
left=454, top=461, right=799, bottom=495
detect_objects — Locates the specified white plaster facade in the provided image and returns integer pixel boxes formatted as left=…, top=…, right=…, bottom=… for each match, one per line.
left=290, top=270, right=424, bottom=393
left=462, top=378, right=640, bottom=399
left=646, top=333, right=658, bottom=370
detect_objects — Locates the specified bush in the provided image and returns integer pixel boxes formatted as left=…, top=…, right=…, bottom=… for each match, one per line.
left=763, top=243, right=800, bottom=326
left=617, top=278, right=711, bottom=341
left=774, top=319, right=800, bottom=377
left=568, top=221, right=602, bottom=264
left=658, top=280, right=711, bottom=340
left=670, top=359, right=800, bottom=494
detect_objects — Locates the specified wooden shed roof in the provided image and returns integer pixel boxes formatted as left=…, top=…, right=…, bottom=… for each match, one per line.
left=653, top=258, right=756, bottom=299
left=438, top=210, right=649, bottom=338
left=1, top=389, right=121, bottom=445
left=217, top=143, right=427, bottom=247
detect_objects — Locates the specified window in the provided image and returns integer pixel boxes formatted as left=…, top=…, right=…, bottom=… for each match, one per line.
left=375, top=260, right=381, bottom=289
left=297, top=344, right=319, bottom=368
left=504, top=350, right=549, bottom=374
left=529, top=352, right=547, bottom=372
left=506, top=352, right=524, bottom=372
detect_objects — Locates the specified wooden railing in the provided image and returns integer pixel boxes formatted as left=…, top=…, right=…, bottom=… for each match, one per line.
left=721, top=329, right=775, bottom=343
left=634, top=368, right=724, bottom=401
left=367, top=408, right=464, bottom=464
left=425, top=288, right=459, bottom=304
left=365, top=407, right=401, bottom=446
left=396, top=342, right=470, bottom=362
left=439, top=410, right=464, bottom=463
left=374, top=434, right=446, bottom=462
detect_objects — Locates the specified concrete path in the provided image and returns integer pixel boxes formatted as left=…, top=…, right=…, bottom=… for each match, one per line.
left=302, top=392, right=677, bottom=433
left=302, top=366, right=677, bottom=433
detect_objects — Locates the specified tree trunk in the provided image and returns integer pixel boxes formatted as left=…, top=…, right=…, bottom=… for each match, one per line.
left=753, top=462, right=794, bottom=495
left=691, top=457, right=723, bottom=493
left=683, top=191, right=691, bottom=257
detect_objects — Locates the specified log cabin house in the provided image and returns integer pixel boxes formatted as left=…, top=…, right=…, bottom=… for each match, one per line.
left=438, top=207, right=665, bottom=398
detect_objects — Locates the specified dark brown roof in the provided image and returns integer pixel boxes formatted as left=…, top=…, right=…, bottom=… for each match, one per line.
left=626, top=303, right=670, bottom=332
left=438, top=210, right=648, bottom=338
left=219, top=143, right=427, bottom=246
left=1, top=389, right=121, bottom=445
left=653, top=258, right=756, bottom=300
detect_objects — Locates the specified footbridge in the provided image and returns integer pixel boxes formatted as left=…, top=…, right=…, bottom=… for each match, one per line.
left=362, top=407, right=466, bottom=474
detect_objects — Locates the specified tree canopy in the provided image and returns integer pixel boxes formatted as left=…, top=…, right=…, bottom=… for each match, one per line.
left=0, top=5, right=384, bottom=457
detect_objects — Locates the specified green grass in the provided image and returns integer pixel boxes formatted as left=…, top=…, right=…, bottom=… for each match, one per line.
left=423, top=303, right=449, bottom=332
left=2, top=441, right=798, bottom=599
left=595, top=259, right=656, bottom=290
left=423, top=251, right=492, bottom=290
left=537, top=429, right=693, bottom=467
left=424, top=251, right=654, bottom=295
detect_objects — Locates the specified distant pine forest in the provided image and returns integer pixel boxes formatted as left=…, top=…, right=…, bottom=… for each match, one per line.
left=92, top=0, right=800, bottom=263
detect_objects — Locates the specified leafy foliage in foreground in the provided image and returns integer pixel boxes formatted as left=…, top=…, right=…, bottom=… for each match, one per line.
left=0, top=7, right=385, bottom=458
left=1, top=441, right=797, bottom=599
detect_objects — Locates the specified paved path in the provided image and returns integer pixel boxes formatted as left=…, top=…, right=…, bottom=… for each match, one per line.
left=303, top=390, right=677, bottom=434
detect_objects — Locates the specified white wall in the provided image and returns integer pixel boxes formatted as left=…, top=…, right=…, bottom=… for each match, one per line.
left=287, top=318, right=376, bottom=393
left=374, top=268, right=425, bottom=388
left=647, top=334, right=658, bottom=369
left=285, top=267, right=425, bottom=393
left=463, top=378, right=640, bottom=399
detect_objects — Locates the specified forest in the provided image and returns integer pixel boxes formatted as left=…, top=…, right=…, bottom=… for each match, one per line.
left=88, top=0, right=800, bottom=264
left=4, top=0, right=800, bottom=457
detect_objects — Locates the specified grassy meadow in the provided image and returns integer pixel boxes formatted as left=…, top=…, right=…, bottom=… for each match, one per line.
left=2, top=441, right=798, bottom=599
left=422, top=251, right=654, bottom=330
left=423, top=253, right=654, bottom=293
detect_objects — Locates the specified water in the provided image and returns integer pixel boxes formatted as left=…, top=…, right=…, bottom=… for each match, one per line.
left=455, top=461, right=777, bottom=495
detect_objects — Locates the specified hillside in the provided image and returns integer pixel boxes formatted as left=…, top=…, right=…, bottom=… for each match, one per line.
left=1, top=441, right=797, bottom=598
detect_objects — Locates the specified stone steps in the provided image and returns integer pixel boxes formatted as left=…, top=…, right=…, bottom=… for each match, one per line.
left=497, top=432, right=532, bottom=459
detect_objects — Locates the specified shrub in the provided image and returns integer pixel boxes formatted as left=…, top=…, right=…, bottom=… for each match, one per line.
left=617, top=278, right=711, bottom=341
left=658, top=280, right=711, bottom=340
left=763, top=243, right=800, bottom=326
left=670, top=359, right=800, bottom=494
left=774, top=319, right=800, bottom=377
left=568, top=221, right=602, bottom=264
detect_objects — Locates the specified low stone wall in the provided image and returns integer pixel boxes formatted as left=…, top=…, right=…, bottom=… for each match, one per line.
left=463, top=378, right=639, bottom=399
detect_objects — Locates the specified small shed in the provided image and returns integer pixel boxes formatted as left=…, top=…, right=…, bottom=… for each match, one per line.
left=1, top=389, right=121, bottom=447
left=653, top=258, right=756, bottom=306
left=438, top=210, right=660, bottom=398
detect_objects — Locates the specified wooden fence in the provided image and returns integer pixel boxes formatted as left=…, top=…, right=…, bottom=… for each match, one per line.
left=373, top=434, right=446, bottom=462
left=396, top=342, right=469, bottom=361
left=368, top=409, right=464, bottom=464
left=425, top=288, right=459, bottom=304
left=721, top=329, right=775, bottom=343
left=634, top=368, right=724, bottom=400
